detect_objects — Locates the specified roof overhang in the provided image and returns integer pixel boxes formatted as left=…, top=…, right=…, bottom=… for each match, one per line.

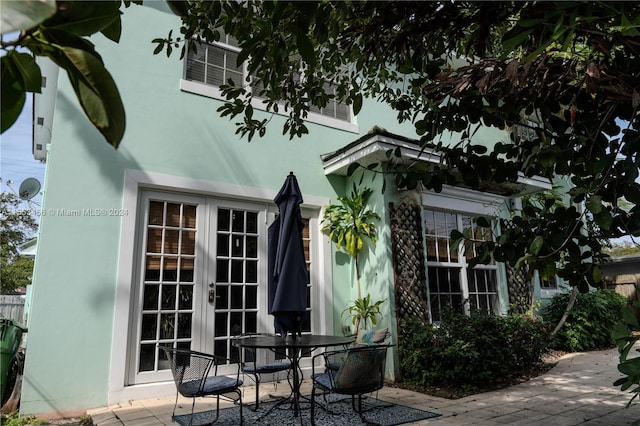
left=18, top=237, right=37, bottom=259
left=321, top=127, right=551, bottom=197
left=321, top=127, right=441, bottom=175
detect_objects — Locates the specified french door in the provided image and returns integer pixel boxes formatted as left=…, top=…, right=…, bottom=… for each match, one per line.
left=130, top=191, right=272, bottom=384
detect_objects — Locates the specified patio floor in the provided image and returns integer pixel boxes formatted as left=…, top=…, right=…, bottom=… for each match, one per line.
left=88, top=347, right=640, bottom=425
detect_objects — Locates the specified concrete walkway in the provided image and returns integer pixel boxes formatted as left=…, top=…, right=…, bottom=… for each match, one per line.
left=88, top=347, right=640, bottom=425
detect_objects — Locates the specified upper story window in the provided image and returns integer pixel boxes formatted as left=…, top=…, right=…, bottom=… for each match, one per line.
left=185, top=35, right=242, bottom=88
left=181, top=34, right=357, bottom=132
left=309, top=82, right=350, bottom=121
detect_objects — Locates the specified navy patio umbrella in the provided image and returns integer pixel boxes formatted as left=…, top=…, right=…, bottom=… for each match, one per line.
left=268, top=172, right=309, bottom=338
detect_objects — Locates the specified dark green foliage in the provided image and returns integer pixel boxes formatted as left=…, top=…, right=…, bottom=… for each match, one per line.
left=612, top=301, right=640, bottom=413
left=543, top=289, right=628, bottom=352
left=1, top=193, right=37, bottom=293
left=398, top=311, right=550, bottom=389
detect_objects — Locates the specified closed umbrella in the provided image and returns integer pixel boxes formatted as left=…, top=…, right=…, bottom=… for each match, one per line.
left=268, top=172, right=309, bottom=338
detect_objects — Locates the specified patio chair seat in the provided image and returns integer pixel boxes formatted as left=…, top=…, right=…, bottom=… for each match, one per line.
left=179, top=376, right=243, bottom=397
left=241, top=360, right=292, bottom=374
left=310, top=371, right=334, bottom=390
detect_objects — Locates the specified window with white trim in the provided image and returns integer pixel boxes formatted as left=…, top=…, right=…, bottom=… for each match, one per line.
left=309, top=82, right=350, bottom=121
left=424, top=209, right=499, bottom=322
left=185, top=33, right=243, bottom=88
left=540, top=277, right=558, bottom=290
left=183, top=35, right=352, bottom=124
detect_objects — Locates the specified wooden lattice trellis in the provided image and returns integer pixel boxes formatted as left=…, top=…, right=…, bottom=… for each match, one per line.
left=501, top=218, right=533, bottom=314
left=389, top=202, right=430, bottom=335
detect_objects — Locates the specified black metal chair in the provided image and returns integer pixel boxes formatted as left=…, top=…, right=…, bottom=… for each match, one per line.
left=232, top=333, right=292, bottom=410
left=310, top=344, right=390, bottom=425
left=160, top=347, right=243, bottom=425
left=327, top=328, right=391, bottom=371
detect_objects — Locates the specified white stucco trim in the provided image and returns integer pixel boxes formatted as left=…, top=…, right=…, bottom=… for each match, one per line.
left=108, top=170, right=332, bottom=404
left=180, top=79, right=359, bottom=134
left=322, top=133, right=441, bottom=176
left=33, top=57, right=59, bottom=162
left=421, top=185, right=508, bottom=217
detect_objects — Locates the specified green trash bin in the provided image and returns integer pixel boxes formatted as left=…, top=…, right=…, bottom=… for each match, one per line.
left=0, top=318, right=27, bottom=405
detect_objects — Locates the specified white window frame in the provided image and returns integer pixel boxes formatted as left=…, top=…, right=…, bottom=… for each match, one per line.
left=537, top=271, right=562, bottom=299
left=424, top=209, right=500, bottom=322
left=180, top=38, right=359, bottom=133
left=421, top=186, right=510, bottom=322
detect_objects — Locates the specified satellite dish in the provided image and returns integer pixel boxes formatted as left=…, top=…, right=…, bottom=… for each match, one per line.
left=19, top=178, right=41, bottom=200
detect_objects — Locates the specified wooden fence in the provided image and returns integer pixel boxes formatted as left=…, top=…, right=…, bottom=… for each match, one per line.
left=0, top=295, right=26, bottom=323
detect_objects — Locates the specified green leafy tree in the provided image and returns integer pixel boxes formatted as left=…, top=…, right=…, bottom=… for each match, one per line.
left=155, top=1, right=640, bottom=291
left=1, top=0, right=136, bottom=147
left=0, top=192, right=37, bottom=293
left=321, top=185, right=381, bottom=330
left=321, top=185, right=380, bottom=299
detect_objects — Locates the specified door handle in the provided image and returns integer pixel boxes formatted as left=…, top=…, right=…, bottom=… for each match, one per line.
left=208, top=283, right=216, bottom=304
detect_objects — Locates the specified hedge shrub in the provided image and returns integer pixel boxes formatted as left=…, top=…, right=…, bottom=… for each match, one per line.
left=398, top=310, right=550, bottom=389
left=543, top=289, right=628, bottom=352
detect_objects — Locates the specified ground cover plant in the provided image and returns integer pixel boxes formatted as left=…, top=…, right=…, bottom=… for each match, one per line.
left=0, top=413, right=92, bottom=426
left=398, top=310, right=550, bottom=398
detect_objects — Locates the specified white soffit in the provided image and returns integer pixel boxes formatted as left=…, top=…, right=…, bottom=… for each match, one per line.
left=321, top=132, right=440, bottom=176
left=321, top=128, right=552, bottom=196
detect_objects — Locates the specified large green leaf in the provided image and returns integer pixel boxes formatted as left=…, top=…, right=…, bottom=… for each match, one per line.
left=0, top=79, right=26, bottom=133
left=5, top=51, right=42, bottom=93
left=1, top=54, right=29, bottom=133
left=296, top=32, right=317, bottom=67
left=40, top=1, right=122, bottom=41
left=619, top=358, right=640, bottom=376
left=624, top=184, right=640, bottom=205
left=594, top=209, right=613, bottom=231
left=529, top=236, right=544, bottom=255
left=100, top=12, right=123, bottom=43
left=586, top=195, right=603, bottom=214
left=166, top=1, right=190, bottom=17
left=43, top=31, right=125, bottom=147
left=501, top=28, right=534, bottom=56
left=0, top=0, right=56, bottom=34
left=539, top=261, right=557, bottom=281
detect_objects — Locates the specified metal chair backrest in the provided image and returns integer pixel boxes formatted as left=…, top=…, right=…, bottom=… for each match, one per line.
left=234, top=332, right=288, bottom=364
left=162, top=347, right=215, bottom=396
left=332, top=345, right=388, bottom=394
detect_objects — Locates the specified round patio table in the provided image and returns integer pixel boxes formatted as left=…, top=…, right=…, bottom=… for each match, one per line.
left=232, top=334, right=354, bottom=417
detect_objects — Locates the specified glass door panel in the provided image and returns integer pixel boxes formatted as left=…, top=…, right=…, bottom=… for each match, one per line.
left=136, top=198, right=199, bottom=381
left=211, top=207, right=260, bottom=365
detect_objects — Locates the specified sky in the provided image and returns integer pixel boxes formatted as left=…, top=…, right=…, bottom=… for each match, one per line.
left=1, top=96, right=46, bottom=209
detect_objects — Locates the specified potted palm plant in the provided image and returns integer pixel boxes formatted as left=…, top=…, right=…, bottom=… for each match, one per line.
left=321, top=184, right=385, bottom=331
